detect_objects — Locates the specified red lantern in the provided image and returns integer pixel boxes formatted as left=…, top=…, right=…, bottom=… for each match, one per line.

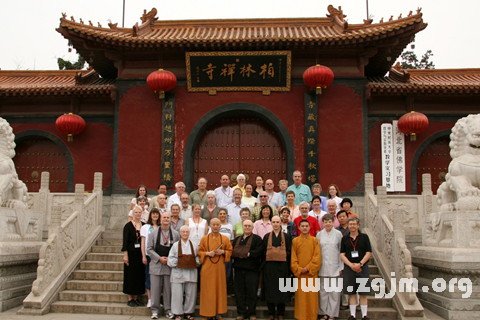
left=55, top=113, right=86, bottom=142
left=146, top=69, right=177, bottom=99
left=303, top=64, right=334, bottom=94
left=398, top=111, right=429, bottom=141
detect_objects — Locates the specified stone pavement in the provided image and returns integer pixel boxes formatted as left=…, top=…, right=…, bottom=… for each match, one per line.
left=0, top=306, right=446, bottom=320
left=0, top=307, right=151, bottom=320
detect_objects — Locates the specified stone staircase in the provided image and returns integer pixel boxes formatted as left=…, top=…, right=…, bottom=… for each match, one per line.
left=50, top=230, right=399, bottom=319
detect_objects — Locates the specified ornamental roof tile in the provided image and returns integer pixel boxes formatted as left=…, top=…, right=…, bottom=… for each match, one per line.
left=58, top=6, right=425, bottom=48
left=368, top=66, right=480, bottom=95
left=0, top=69, right=114, bottom=97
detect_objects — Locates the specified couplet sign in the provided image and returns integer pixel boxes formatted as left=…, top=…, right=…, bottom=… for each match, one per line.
left=186, top=51, right=291, bottom=93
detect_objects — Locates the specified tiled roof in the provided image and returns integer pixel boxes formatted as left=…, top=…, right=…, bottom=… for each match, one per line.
left=0, top=69, right=114, bottom=97
left=367, top=67, right=480, bottom=95
left=57, top=6, right=426, bottom=48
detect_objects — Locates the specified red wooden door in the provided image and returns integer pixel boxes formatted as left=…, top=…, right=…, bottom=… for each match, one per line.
left=14, top=137, right=69, bottom=192
left=194, top=117, right=286, bottom=190
left=416, top=136, right=450, bottom=194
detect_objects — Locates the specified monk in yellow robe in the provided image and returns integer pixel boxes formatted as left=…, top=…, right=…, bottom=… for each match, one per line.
left=198, top=218, right=233, bottom=319
left=291, top=219, right=322, bottom=320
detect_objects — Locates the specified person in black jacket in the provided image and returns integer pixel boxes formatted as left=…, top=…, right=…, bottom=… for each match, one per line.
left=232, top=219, right=264, bottom=320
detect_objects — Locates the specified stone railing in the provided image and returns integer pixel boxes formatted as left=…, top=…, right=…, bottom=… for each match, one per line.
left=20, top=172, right=104, bottom=315
left=364, top=173, right=424, bottom=318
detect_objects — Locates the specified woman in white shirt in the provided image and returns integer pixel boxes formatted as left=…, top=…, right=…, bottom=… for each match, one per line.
left=241, top=184, right=257, bottom=210
left=140, top=208, right=160, bottom=308
left=129, top=184, right=151, bottom=210
left=327, top=184, right=343, bottom=212
left=185, top=203, right=208, bottom=248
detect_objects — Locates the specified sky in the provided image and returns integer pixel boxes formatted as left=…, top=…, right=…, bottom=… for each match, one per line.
left=1, top=0, right=479, bottom=71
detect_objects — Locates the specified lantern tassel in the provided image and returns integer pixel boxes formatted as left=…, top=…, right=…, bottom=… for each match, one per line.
left=67, top=134, right=73, bottom=142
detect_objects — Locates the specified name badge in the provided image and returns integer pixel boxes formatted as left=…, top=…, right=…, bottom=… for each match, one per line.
left=351, top=250, right=359, bottom=258
left=134, top=243, right=141, bottom=249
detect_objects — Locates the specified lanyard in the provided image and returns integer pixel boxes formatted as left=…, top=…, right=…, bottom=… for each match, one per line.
left=349, top=236, right=358, bottom=251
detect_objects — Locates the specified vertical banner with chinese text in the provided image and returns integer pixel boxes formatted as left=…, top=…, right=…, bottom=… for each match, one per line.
left=392, top=120, right=406, bottom=191
left=381, top=123, right=393, bottom=191
left=381, top=122, right=406, bottom=192
left=161, top=93, right=175, bottom=189
left=304, top=93, right=318, bottom=186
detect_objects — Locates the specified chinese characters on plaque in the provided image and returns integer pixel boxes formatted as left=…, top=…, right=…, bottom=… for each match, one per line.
left=161, top=94, right=175, bottom=189
left=304, top=93, right=318, bottom=185
left=381, top=121, right=405, bottom=192
left=186, top=51, right=291, bottom=93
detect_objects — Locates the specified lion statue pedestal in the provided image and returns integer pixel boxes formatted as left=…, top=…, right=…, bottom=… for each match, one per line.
left=0, top=118, right=43, bottom=311
left=413, top=114, right=480, bottom=320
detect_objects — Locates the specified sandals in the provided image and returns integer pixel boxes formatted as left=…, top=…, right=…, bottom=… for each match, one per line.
left=185, top=316, right=195, bottom=320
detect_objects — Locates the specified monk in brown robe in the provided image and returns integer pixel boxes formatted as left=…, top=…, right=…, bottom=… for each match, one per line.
left=291, top=219, right=322, bottom=320
left=198, top=218, right=233, bottom=319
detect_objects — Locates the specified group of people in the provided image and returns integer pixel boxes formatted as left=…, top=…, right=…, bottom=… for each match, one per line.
left=122, top=171, right=372, bottom=320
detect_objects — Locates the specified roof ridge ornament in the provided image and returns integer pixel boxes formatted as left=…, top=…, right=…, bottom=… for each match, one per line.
left=140, top=8, right=158, bottom=24
left=108, top=21, right=118, bottom=29
left=389, top=63, right=410, bottom=83
left=326, top=5, right=348, bottom=33
left=133, top=8, right=158, bottom=37
left=75, top=69, right=99, bottom=85
left=326, top=5, right=346, bottom=21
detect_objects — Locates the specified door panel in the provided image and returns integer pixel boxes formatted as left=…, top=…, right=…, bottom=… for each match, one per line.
left=14, top=137, right=69, bottom=192
left=194, top=117, right=286, bottom=190
left=416, top=136, right=450, bottom=194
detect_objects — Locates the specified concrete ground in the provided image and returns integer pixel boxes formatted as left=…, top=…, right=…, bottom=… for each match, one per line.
left=0, top=306, right=447, bottom=320
left=0, top=307, right=152, bottom=320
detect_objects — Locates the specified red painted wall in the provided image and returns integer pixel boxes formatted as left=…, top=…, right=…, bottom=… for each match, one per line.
left=317, top=84, right=364, bottom=192
left=117, top=86, right=162, bottom=189
left=368, top=120, right=455, bottom=193
left=12, top=122, right=113, bottom=192
left=117, top=82, right=365, bottom=193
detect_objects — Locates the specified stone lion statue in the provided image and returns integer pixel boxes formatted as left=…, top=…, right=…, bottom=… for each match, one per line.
left=437, top=114, right=480, bottom=212
left=0, top=117, right=28, bottom=209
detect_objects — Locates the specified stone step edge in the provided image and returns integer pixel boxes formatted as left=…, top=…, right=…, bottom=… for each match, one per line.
left=51, top=300, right=397, bottom=312
left=57, top=290, right=393, bottom=305
left=74, top=270, right=122, bottom=273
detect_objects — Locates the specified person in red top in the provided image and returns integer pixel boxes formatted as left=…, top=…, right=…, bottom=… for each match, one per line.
left=293, top=201, right=320, bottom=237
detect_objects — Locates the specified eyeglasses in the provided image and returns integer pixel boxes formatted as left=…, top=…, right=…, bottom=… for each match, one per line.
left=260, top=195, right=268, bottom=197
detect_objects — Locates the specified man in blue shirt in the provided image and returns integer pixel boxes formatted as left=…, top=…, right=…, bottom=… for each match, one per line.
left=286, top=170, right=312, bottom=205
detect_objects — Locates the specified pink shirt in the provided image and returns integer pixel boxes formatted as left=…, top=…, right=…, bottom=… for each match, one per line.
left=253, top=219, right=273, bottom=239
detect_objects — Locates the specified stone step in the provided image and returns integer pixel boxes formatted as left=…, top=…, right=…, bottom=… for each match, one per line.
left=79, top=261, right=123, bottom=271
left=51, top=299, right=397, bottom=319
left=101, top=231, right=123, bottom=240
left=85, top=252, right=123, bottom=262
left=0, top=284, right=32, bottom=304
left=50, top=301, right=151, bottom=316
left=59, top=290, right=127, bottom=303
left=90, top=245, right=122, bottom=253
left=0, top=272, right=37, bottom=291
left=95, top=239, right=122, bottom=246
left=57, top=289, right=392, bottom=309
left=72, top=270, right=123, bottom=281
left=368, top=265, right=379, bottom=274
left=65, top=280, right=123, bottom=292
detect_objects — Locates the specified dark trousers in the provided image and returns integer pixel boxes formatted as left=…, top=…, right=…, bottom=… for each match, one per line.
left=234, top=268, right=259, bottom=318
left=267, top=303, right=286, bottom=316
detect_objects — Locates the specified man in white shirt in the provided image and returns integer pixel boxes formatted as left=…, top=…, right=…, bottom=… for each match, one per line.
left=262, top=179, right=283, bottom=209
left=214, top=175, right=233, bottom=208
left=316, top=213, right=343, bottom=320
left=167, top=181, right=186, bottom=210
left=180, top=192, right=193, bottom=221
left=226, top=188, right=248, bottom=227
